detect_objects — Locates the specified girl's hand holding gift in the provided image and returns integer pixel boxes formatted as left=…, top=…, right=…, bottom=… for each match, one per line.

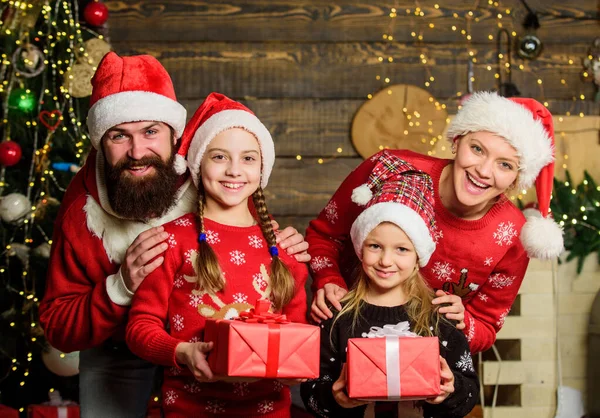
left=432, top=290, right=466, bottom=330
left=332, top=364, right=371, bottom=409
left=425, top=357, right=455, bottom=404
left=175, top=341, right=215, bottom=382
left=310, top=283, right=348, bottom=322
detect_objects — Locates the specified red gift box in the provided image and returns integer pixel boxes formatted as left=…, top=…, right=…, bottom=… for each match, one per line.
left=204, top=300, right=319, bottom=379
left=27, top=405, right=79, bottom=418
left=347, top=332, right=441, bottom=400
left=0, top=404, right=19, bottom=418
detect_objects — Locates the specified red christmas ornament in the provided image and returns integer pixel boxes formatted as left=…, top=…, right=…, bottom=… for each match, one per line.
left=0, top=141, right=22, bottom=167
left=84, top=1, right=109, bottom=27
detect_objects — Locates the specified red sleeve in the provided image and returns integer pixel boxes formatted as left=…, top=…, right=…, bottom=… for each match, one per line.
left=39, top=222, right=128, bottom=352
left=282, top=259, right=309, bottom=324
left=125, top=250, right=182, bottom=367
left=463, top=243, right=530, bottom=353
left=305, top=151, right=383, bottom=292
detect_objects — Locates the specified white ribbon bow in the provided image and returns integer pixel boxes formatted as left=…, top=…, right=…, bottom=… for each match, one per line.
left=361, top=321, right=419, bottom=338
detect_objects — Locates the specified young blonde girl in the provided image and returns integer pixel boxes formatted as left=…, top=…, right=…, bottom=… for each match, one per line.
left=301, top=154, right=478, bottom=418
left=126, top=93, right=308, bottom=418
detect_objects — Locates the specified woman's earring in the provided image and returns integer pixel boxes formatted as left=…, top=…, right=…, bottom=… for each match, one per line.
left=451, top=143, right=457, bottom=154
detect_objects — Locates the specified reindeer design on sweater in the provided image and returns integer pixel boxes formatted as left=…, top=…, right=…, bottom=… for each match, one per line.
left=442, top=268, right=479, bottom=299
left=182, top=249, right=272, bottom=320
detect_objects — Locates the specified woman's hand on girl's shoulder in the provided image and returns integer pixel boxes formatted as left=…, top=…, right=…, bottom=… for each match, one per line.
left=425, top=356, right=455, bottom=404
left=175, top=341, right=215, bottom=382
left=432, top=290, right=466, bottom=330
left=310, top=283, right=347, bottom=323
left=271, top=220, right=310, bottom=263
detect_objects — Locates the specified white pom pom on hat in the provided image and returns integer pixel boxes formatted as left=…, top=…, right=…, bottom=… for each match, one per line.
left=351, top=183, right=373, bottom=206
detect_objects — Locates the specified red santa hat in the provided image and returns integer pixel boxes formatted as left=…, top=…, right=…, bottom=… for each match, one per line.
left=446, top=91, right=564, bottom=259
left=87, top=52, right=186, bottom=150
left=350, top=152, right=437, bottom=267
left=174, top=92, right=275, bottom=189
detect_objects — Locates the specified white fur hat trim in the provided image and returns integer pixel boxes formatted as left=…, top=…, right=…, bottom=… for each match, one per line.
left=186, top=109, right=275, bottom=189
left=350, top=202, right=435, bottom=267
left=87, top=91, right=186, bottom=149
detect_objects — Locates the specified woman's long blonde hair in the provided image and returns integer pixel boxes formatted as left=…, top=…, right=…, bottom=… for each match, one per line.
left=332, top=259, right=441, bottom=338
left=194, top=182, right=295, bottom=311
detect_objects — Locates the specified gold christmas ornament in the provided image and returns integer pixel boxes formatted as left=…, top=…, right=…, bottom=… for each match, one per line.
left=82, top=38, right=111, bottom=66
left=63, top=62, right=96, bottom=98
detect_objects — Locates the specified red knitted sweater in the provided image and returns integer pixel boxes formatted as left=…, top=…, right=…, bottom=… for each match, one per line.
left=127, top=214, right=308, bottom=417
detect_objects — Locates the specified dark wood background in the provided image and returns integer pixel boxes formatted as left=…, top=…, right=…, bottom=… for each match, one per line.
left=105, top=0, right=600, bottom=234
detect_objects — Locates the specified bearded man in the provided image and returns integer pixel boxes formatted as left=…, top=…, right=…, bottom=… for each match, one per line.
left=39, top=52, right=309, bottom=418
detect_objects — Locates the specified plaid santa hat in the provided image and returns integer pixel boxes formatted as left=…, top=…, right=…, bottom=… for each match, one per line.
left=174, top=92, right=275, bottom=189
left=350, top=152, right=437, bottom=267
left=87, top=52, right=186, bottom=149
left=446, top=91, right=563, bottom=259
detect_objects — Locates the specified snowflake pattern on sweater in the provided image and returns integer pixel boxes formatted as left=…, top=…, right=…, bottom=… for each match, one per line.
left=305, top=149, right=530, bottom=354
left=324, top=201, right=338, bottom=224
left=126, top=214, right=308, bottom=417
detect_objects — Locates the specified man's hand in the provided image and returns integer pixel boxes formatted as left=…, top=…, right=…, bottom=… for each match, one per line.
left=432, top=290, right=466, bottom=330
left=332, top=364, right=371, bottom=408
left=175, top=342, right=214, bottom=382
left=310, top=283, right=347, bottom=323
left=425, top=357, right=455, bottom=404
left=271, top=220, right=310, bottom=263
left=121, top=226, right=169, bottom=293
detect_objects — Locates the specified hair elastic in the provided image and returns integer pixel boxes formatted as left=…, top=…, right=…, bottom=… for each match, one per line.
left=198, top=233, right=207, bottom=243
left=269, top=246, right=279, bottom=257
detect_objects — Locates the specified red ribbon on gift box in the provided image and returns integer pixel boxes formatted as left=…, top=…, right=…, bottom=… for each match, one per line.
left=237, top=299, right=289, bottom=324
left=237, top=299, right=288, bottom=377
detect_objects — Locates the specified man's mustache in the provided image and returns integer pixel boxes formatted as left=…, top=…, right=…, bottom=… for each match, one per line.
left=112, top=156, right=164, bottom=172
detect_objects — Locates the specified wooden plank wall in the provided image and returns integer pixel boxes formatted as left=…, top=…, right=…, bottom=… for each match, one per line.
left=106, top=0, right=600, bottom=236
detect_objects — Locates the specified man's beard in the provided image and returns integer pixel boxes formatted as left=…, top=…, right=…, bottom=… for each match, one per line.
left=104, top=153, right=180, bottom=221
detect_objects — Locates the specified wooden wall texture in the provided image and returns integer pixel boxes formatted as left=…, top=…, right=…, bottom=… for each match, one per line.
left=106, top=0, right=600, bottom=235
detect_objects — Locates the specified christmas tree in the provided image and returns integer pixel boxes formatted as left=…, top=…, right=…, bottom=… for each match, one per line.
left=550, top=171, right=600, bottom=273
left=0, top=0, right=109, bottom=412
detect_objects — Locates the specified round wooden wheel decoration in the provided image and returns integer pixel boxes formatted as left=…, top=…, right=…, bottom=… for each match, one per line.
left=351, top=84, right=448, bottom=159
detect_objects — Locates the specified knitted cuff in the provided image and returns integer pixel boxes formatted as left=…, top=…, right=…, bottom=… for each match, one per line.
left=105, top=269, right=134, bottom=306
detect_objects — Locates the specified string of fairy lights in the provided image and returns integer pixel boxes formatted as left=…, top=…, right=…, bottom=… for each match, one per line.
left=0, top=0, right=107, bottom=409
left=289, top=1, right=595, bottom=173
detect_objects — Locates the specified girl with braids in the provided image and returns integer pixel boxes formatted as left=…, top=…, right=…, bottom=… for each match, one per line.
left=301, top=154, right=478, bottom=418
left=126, top=93, right=308, bottom=418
